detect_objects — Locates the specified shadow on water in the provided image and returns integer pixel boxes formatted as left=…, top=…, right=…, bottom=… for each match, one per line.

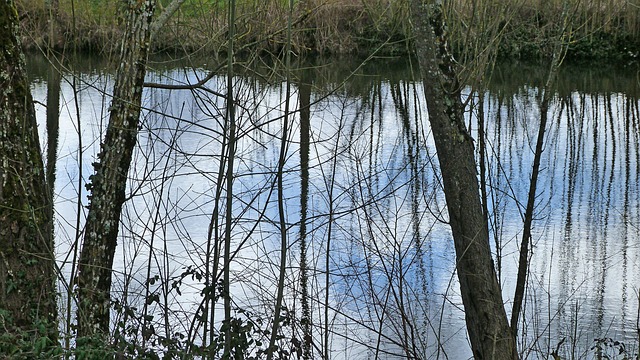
left=26, top=52, right=640, bottom=359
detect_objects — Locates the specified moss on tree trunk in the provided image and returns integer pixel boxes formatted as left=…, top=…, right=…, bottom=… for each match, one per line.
left=409, top=1, right=518, bottom=358
left=75, top=0, right=156, bottom=341
left=0, top=0, right=58, bottom=352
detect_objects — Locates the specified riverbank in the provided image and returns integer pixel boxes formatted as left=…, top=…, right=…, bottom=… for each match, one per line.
left=18, top=0, right=640, bottom=62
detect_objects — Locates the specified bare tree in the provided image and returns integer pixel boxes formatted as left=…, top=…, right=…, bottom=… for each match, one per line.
left=408, top=0, right=518, bottom=358
left=511, top=0, right=573, bottom=337
left=222, top=0, right=237, bottom=357
left=0, top=0, right=57, bottom=353
left=297, top=67, right=313, bottom=360
left=150, top=0, right=188, bottom=41
left=76, top=0, right=156, bottom=340
left=266, top=0, right=295, bottom=357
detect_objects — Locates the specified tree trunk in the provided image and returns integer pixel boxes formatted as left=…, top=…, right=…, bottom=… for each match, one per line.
left=511, top=35, right=567, bottom=340
left=294, top=0, right=315, bottom=52
left=0, top=0, right=58, bottom=349
left=150, top=0, right=187, bottom=40
left=266, top=2, right=294, bottom=359
left=297, top=67, right=312, bottom=360
left=408, top=1, right=518, bottom=359
left=76, top=0, right=156, bottom=340
left=45, top=59, right=61, bottom=217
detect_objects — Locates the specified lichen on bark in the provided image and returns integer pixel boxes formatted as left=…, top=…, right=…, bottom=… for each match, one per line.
left=0, top=0, right=58, bottom=349
left=409, top=0, right=518, bottom=358
left=76, top=0, right=156, bottom=341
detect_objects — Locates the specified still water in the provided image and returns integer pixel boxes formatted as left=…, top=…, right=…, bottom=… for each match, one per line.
left=28, top=55, right=640, bottom=359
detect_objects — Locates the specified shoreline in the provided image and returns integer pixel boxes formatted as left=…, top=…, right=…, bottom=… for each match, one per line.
left=18, top=0, right=640, bottom=62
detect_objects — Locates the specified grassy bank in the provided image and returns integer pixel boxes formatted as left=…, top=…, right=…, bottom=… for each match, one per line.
left=17, top=0, right=640, bottom=61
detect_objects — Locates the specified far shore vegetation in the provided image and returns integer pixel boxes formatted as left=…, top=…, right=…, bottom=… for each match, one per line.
left=18, top=0, right=640, bottom=62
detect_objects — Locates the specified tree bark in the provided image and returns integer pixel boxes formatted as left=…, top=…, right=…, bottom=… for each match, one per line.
left=45, top=52, right=61, bottom=218
left=0, top=0, right=57, bottom=347
left=511, top=36, right=566, bottom=339
left=76, top=0, right=156, bottom=340
left=266, top=2, right=294, bottom=358
left=409, top=1, right=518, bottom=359
left=150, top=0, right=186, bottom=40
left=297, top=67, right=312, bottom=360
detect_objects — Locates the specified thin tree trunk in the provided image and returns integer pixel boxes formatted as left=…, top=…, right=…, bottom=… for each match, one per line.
left=409, top=1, right=517, bottom=358
left=298, top=67, right=312, bottom=360
left=266, top=1, right=294, bottom=357
left=150, top=0, right=187, bottom=40
left=223, top=0, right=236, bottom=357
left=45, top=67, right=60, bottom=200
left=0, top=0, right=57, bottom=349
left=510, top=0, right=573, bottom=335
left=45, top=0, right=61, bottom=294
left=511, top=36, right=567, bottom=338
left=66, top=4, right=83, bottom=354
left=294, top=0, right=316, bottom=52
left=76, top=0, right=156, bottom=340
left=46, top=0, right=61, bottom=50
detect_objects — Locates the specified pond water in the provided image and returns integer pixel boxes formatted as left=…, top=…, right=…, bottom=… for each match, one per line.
left=27, top=54, right=640, bottom=359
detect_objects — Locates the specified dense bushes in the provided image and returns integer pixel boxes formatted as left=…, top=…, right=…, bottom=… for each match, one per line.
left=16, top=0, right=640, bottom=61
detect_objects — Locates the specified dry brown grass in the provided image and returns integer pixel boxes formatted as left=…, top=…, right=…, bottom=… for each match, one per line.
left=17, top=0, right=120, bottom=53
left=15, top=0, right=640, bottom=57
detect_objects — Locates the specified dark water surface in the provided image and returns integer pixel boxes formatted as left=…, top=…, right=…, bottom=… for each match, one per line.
left=28, top=54, right=640, bottom=359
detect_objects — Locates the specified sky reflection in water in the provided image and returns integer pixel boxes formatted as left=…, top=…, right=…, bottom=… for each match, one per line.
left=28, top=56, right=640, bottom=359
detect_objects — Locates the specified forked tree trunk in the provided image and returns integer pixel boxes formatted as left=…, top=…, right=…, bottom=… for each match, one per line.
left=76, top=0, right=156, bottom=340
left=0, top=0, right=57, bottom=348
left=408, top=1, right=518, bottom=359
